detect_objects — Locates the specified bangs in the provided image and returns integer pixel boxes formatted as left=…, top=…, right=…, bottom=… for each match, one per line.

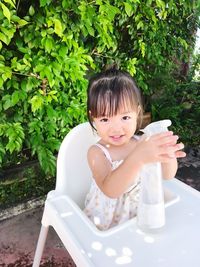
left=91, top=87, right=138, bottom=118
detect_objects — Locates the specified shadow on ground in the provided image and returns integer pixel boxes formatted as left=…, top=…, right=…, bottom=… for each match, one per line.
left=176, top=147, right=200, bottom=191
left=0, top=208, right=76, bottom=267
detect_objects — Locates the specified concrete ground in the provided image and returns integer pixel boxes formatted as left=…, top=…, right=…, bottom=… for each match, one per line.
left=0, top=206, right=76, bottom=266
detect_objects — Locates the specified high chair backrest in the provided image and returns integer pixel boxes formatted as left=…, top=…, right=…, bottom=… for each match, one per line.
left=55, top=122, right=99, bottom=209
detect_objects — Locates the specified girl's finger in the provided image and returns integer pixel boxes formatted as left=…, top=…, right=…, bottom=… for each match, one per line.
left=174, top=142, right=184, bottom=151
left=160, top=135, right=179, bottom=146
left=175, top=151, right=186, bottom=158
left=151, top=131, right=174, bottom=139
left=159, top=142, right=184, bottom=156
left=152, top=132, right=178, bottom=146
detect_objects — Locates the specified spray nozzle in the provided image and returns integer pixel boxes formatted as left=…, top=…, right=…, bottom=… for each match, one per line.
left=141, top=119, right=172, bottom=136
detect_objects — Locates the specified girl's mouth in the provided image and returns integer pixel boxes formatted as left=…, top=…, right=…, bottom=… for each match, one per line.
left=110, top=135, right=124, bottom=141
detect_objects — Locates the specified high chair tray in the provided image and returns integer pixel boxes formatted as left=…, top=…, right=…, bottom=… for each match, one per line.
left=45, top=178, right=200, bottom=267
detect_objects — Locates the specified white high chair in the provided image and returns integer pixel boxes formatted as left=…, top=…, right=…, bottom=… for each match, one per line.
left=32, top=122, right=100, bottom=267
left=33, top=122, right=200, bottom=267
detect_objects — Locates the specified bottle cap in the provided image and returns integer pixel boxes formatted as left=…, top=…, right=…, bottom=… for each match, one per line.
left=141, top=120, right=172, bottom=136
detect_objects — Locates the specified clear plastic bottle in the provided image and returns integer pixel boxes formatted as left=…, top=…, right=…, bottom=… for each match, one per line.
left=137, top=120, right=172, bottom=232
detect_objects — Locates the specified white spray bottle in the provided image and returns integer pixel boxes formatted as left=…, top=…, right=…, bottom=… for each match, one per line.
left=137, top=119, right=172, bottom=232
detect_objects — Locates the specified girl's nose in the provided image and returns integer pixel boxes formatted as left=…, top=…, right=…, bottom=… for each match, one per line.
left=110, top=121, right=123, bottom=132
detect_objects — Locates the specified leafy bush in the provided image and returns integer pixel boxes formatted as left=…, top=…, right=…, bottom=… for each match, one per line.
left=0, top=0, right=199, bottom=176
left=151, top=53, right=200, bottom=146
left=152, top=79, right=200, bottom=146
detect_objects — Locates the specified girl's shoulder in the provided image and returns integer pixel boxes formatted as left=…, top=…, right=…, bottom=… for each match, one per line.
left=87, top=144, right=113, bottom=178
left=87, top=143, right=106, bottom=159
left=88, top=143, right=113, bottom=163
left=88, top=143, right=102, bottom=153
left=88, top=143, right=108, bottom=156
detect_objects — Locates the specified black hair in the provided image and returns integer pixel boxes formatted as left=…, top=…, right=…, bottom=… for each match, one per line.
left=87, top=67, right=143, bottom=132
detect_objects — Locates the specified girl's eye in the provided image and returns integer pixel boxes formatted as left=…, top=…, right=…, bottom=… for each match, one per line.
left=100, top=118, right=109, bottom=122
left=122, top=116, right=131, bottom=120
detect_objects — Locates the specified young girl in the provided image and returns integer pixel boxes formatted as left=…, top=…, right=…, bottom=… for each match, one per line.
left=84, top=67, right=186, bottom=230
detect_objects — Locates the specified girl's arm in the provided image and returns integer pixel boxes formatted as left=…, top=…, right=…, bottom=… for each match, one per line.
left=161, top=140, right=185, bottom=179
left=161, top=159, right=178, bottom=180
left=88, top=145, right=143, bottom=198
left=88, top=132, right=185, bottom=198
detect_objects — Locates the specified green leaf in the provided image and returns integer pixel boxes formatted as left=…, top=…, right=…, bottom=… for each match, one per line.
left=0, top=32, right=9, bottom=45
left=42, top=66, right=54, bottom=88
left=1, top=3, right=11, bottom=22
left=11, top=91, right=20, bottom=105
left=135, top=14, right=142, bottom=22
left=46, top=105, right=56, bottom=117
left=37, top=146, right=56, bottom=175
left=178, top=37, right=188, bottom=49
left=85, top=20, right=95, bottom=36
left=40, top=0, right=51, bottom=7
left=29, top=95, right=44, bottom=113
left=124, top=2, right=133, bottom=17
left=52, top=62, right=61, bottom=76
left=3, top=67, right=12, bottom=80
left=156, top=0, right=165, bottom=10
left=18, top=19, right=29, bottom=27
left=3, top=95, right=13, bottom=110
left=0, top=76, right=3, bottom=88
left=59, top=46, right=68, bottom=58
left=6, top=142, right=15, bottom=153
left=137, top=21, right=144, bottom=30
left=34, top=64, right=45, bottom=73
left=25, top=78, right=34, bottom=91
left=45, top=37, right=53, bottom=53
left=1, top=27, right=15, bottom=41
left=3, top=0, right=15, bottom=8
left=127, top=57, right=138, bottom=76
left=4, top=123, right=24, bottom=153
left=139, top=40, right=146, bottom=57
left=29, top=5, right=35, bottom=16
left=0, top=143, right=5, bottom=163
left=54, top=19, right=63, bottom=37
left=105, top=4, right=120, bottom=21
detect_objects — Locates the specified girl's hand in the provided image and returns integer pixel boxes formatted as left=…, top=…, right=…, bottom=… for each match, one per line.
left=133, top=131, right=186, bottom=165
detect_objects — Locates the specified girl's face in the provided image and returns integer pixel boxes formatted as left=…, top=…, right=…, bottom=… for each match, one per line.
left=92, top=107, right=139, bottom=147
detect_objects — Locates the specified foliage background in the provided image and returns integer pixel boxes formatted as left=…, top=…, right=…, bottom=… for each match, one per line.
left=0, top=0, right=199, bottom=204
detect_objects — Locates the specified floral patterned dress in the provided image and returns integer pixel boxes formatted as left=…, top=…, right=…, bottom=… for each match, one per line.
left=84, top=143, right=140, bottom=230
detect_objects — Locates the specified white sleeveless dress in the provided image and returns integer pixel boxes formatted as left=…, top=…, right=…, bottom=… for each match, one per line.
left=84, top=143, right=140, bottom=230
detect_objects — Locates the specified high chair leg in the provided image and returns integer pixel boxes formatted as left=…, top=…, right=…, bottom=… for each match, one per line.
left=32, top=225, right=49, bottom=267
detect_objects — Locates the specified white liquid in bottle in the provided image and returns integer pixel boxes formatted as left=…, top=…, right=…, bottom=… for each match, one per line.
left=137, top=120, right=172, bottom=232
